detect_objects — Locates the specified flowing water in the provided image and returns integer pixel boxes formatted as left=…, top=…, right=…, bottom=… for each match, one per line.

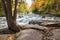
left=0, top=13, right=60, bottom=29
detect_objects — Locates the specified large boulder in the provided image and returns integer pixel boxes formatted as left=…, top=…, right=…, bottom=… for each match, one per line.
left=16, top=29, right=43, bottom=40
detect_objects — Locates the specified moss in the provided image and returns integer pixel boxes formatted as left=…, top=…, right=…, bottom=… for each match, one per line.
left=0, top=11, right=5, bottom=17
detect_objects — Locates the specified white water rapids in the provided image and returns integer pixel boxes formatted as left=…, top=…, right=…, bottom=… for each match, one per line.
left=0, top=13, right=60, bottom=30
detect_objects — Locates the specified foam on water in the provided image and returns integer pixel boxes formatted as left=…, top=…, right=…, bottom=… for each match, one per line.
left=0, top=13, right=60, bottom=29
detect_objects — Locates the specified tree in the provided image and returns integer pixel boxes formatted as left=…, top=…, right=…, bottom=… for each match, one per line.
left=1, top=0, right=20, bottom=32
left=31, top=0, right=60, bottom=16
left=18, top=2, right=27, bottom=14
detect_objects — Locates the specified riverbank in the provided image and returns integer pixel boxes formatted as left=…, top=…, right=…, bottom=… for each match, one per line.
left=0, top=24, right=60, bottom=40
left=0, top=13, right=60, bottom=40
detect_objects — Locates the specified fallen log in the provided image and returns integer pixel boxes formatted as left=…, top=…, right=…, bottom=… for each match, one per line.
left=17, top=24, right=48, bottom=31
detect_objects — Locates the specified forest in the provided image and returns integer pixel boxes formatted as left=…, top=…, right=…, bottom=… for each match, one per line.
left=0, top=0, right=60, bottom=16
left=30, top=0, right=60, bottom=16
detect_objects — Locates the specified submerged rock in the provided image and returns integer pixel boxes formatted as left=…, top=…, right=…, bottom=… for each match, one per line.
left=29, top=20, right=43, bottom=25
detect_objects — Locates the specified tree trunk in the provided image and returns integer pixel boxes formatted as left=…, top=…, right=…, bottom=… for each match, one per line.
left=1, top=0, right=20, bottom=32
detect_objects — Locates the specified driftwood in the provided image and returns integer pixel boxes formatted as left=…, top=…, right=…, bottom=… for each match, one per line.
left=17, top=24, right=48, bottom=32
left=41, top=22, right=60, bottom=27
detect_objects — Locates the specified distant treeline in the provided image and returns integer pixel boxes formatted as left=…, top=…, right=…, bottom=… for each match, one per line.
left=30, top=0, right=60, bottom=17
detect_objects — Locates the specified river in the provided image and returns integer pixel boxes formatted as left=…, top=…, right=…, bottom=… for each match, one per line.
left=0, top=13, right=60, bottom=29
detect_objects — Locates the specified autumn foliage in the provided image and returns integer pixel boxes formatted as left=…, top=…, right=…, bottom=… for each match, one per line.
left=30, top=0, right=60, bottom=16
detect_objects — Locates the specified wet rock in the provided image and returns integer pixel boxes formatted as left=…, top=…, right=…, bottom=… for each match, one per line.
left=29, top=20, right=43, bottom=25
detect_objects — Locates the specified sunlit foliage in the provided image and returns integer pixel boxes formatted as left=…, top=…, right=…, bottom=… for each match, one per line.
left=0, top=1, right=5, bottom=17
left=17, top=2, right=28, bottom=14
left=30, top=0, right=60, bottom=16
